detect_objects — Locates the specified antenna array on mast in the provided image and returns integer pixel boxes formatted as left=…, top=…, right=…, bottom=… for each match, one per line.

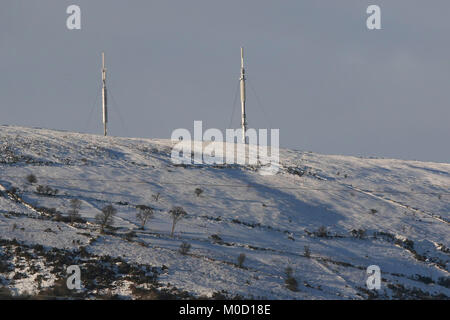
left=240, top=47, right=247, bottom=144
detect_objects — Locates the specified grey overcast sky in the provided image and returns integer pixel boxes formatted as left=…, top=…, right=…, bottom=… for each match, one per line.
left=0, top=0, right=449, bottom=163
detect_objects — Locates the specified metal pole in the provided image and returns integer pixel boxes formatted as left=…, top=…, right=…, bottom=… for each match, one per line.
left=240, top=47, right=247, bottom=144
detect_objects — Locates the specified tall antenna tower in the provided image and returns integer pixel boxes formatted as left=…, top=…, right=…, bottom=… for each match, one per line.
left=101, top=52, right=108, bottom=136
left=240, top=47, right=247, bottom=144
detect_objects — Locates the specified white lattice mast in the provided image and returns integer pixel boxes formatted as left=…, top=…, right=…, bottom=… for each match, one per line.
left=240, top=47, right=247, bottom=144
left=101, top=52, right=108, bottom=136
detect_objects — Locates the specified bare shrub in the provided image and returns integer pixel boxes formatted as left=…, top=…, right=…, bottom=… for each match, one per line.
left=136, top=205, right=154, bottom=230
left=169, top=206, right=187, bottom=237
left=152, top=193, right=161, bottom=202
left=96, top=204, right=117, bottom=233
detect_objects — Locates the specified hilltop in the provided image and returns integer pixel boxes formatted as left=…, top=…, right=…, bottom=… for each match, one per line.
left=0, top=125, right=449, bottom=299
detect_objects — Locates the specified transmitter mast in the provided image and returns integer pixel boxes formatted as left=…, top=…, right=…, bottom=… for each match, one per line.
left=101, top=52, right=108, bottom=136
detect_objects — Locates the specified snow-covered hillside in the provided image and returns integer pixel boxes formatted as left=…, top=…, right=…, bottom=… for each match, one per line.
left=0, top=125, right=449, bottom=299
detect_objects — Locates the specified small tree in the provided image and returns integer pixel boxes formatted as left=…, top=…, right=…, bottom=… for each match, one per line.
left=96, top=204, right=117, bottom=233
left=136, top=205, right=154, bottom=230
left=169, top=206, right=187, bottom=237
left=237, top=253, right=246, bottom=268
left=68, top=198, right=82, bottom=225
left=26, top=174, right=37, bottom=184
left=194, top=188, right=203, bottom=197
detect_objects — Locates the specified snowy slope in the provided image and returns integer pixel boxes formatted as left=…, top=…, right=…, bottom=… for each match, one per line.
left=0, top=125, right=449, bottom=299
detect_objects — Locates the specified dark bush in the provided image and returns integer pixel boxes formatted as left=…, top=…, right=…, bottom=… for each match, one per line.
left=351, top=229, right=366, bottom=239
left=194, top=188, right=203, bottom=197
left=284, top=267, right=298, bottom=292
left=26, top=174, right=37, bottom=184
left=210, top=234, right=223, bottom=244
left=179, top=242, right=191, bottom=255
left=315, top=226, right=329, bottom=238
left=285, top=277, right=298, bottom=292
left=237, top=253, right=246, bottom=268
left=125, top=230, right=137, bottom=241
